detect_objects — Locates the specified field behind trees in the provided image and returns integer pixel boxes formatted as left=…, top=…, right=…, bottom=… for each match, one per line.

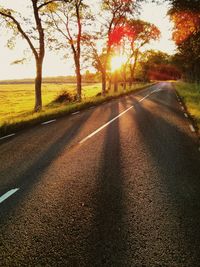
left=0, top=81, right=151, bottom=136
left=0, top=82, right=101, bottom=124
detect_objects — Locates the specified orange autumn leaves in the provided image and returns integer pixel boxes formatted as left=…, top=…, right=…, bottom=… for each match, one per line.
left=108, top=20, right=160, bottom=47
left=171, top=11, right=200, bottom=44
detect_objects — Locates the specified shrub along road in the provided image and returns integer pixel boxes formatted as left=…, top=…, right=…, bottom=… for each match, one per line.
left=0, top=82, right=200, bottom=266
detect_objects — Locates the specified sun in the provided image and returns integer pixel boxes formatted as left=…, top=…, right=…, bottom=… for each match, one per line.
left=110, top=55, right=127, bottom=72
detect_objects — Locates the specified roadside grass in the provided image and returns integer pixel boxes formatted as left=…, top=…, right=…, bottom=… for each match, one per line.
left=174, top=81, right=200, bottom=129
left=0, top=82, right=152, bottom=137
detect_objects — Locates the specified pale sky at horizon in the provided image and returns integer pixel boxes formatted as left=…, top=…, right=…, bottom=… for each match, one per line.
left=0, top=0, right=176, bottom=80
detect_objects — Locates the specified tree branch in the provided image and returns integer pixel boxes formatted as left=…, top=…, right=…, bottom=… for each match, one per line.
left=38, top=0, right=71, bottom=10
left=0, top=11, right=38, bottom=59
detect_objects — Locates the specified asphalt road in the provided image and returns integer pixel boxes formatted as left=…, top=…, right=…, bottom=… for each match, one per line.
left=0, top=82, right=200, bottom=266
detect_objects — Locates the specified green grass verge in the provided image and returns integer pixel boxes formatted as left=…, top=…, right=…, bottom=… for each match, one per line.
left=174, top=81, right=200, bottom=130
left=0, top=82, right=154, bottom=137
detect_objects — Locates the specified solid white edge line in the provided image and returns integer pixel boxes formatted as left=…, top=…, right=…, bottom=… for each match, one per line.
left=0, top=133, right=15, bottom=141
left=41, top=119, right=56, bottom=125
left=189, top=125, right=195, bottom=133
left=0, top=188, right=19, bottom=204
left=72, top=111, right=80, bottom=115
left=79, top=106, right=134, bottom=144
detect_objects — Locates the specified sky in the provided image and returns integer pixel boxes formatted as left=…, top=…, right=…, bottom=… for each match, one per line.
left=0, top=0, right=176, bottom=80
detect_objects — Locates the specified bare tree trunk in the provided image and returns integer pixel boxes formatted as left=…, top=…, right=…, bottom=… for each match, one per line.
left=108, top=77, right=111, bottom=91
left=122, top=64, right=127, bottom=91
left=130, top=49, right=139, bottom=85
left=102, top=71, right=106, bottom=96
left=114, top=70, right=118, bottom=92
left=123, top=80, right=126, bottom=91
left=76, top=61, right=82, bottom=102
left=34, top=58, right=43, bottom=112
left=75, top=1, right=82, bottom=102
left=33, top=0, right=45, bottom=112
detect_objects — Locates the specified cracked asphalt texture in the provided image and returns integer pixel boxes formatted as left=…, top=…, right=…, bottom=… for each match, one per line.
left=0, top=82, right=200, bottom=266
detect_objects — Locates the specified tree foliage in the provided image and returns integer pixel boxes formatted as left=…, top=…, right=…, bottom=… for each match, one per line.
left=139, top=50, right=181, bottom=81
left=0, top=0, right=70, bottom=111
left=169, top=0, right=200, bottom=82
left=46, top=0, right=90, bottom=101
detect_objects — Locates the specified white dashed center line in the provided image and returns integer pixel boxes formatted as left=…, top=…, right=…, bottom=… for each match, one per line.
left=72, top=111, right=80, bottom=115
left=0, top=133, right=16, bottom=141
left=79, top=106, right=133, bottom=144
left=80, top=89, right=161, bottom=144
left=41, top=119, right=56, bottom=125
left=0, top=188, right=19, bottom=204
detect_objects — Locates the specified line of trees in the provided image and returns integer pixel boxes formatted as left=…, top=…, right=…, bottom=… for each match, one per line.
left=0, top=0, right=161, bottom=111
left=168, top=0, right=200, bottom=83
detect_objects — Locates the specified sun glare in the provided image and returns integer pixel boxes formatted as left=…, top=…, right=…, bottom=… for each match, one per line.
left=110, top=55, right=127, bottom=72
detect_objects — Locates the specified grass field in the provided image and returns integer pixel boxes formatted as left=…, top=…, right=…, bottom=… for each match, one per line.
left=0, top=83, right=101, bottom=124
left=174, top=81, right=200, bottom=129
left=0, top=81, right=151, bottom=136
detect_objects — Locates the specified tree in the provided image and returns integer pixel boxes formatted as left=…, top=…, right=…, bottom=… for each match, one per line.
left=168, top=0, right=200, bottom=82
left=126, top=19, right=160, bottom=85
left=138, top=50, right=181, bottom=81
left=99, top=0, right=140, bottom=94
left=46, top=0, right=91, bottom=101
left=0, top=0, right=68, bottom=111
left=106, top=19, right=160, bottom=88
left=83, top=33, right=109, bottom=96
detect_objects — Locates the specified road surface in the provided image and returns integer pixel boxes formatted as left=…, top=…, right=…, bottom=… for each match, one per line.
left=0, top=82, right=200, bottom=266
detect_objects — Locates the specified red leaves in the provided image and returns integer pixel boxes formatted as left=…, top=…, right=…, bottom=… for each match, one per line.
left=108, top=20, right=160, bottom=47
left=108, top=24, right=137, bottom=47
left=171, top=11, right=200, bottom=44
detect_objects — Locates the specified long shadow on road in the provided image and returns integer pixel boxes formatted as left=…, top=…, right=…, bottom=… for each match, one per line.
left=126, top=95, right=200, bottom=266
left=87, top=101, right=128, bottom=266
left=0, top=109, right=95, bottom=222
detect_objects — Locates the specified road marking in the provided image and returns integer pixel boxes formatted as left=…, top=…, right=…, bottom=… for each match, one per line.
left=89, top=106, right=95, bottom=109
left=79, top=88, right=162, bottom=144
left=72, top=111, right=80, bottom=115
left=181, top=106, right=184, bottom=111
left=0, top=188, right=19, bottom=204
left=41, top=119, right=56, bottom=125
left=139, top=94, right=150, bottom=102
left=184, top=113, right=188, bottom=118
left=189, top=125, right=195, bottom=133
left=0, top=133, right=15, bottom=141
left=139, top=89, right=161, bottom=103
left=79, top=106, right=133, bottom=144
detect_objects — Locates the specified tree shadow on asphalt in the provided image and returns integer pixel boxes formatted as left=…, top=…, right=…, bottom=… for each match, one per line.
left=124, top=95, right=200, bottom=265
left=0, top=101, right=130, bottom=267
left=146, top=90, right=189, bottom=120
left=86, top=100, right=129, bottom=267
left=0, top=109, right=95, bottom=221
